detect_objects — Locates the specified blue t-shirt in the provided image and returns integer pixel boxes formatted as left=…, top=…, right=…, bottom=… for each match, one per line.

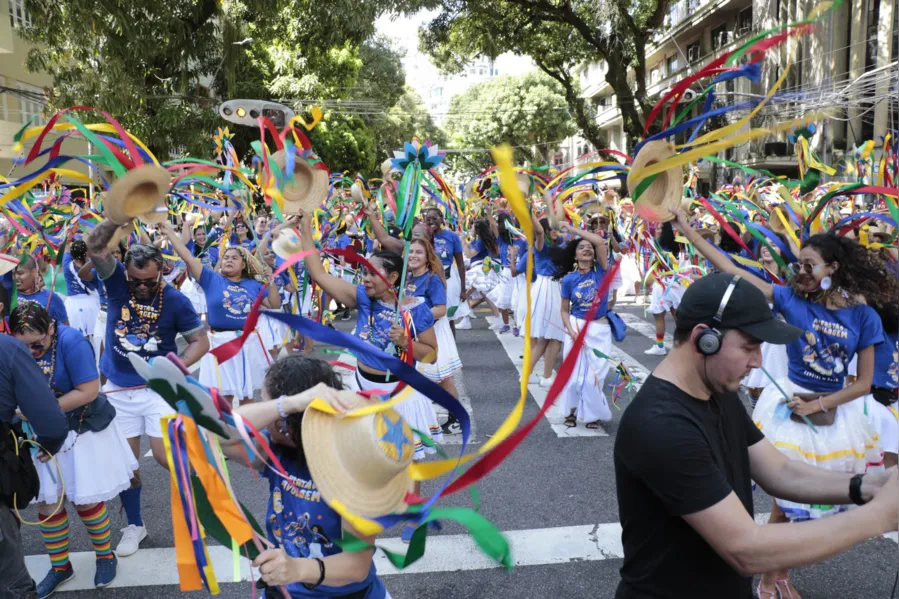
left=229, top=235, right=257, bottom=252
left=772, top=285, right=884, bottom=392
left=185, top=240, right=220, bottom=270
left=498, top=239, right=523, bottom=268
left=262, top=441, right=385, bottom=598
left=18, top=289, right=69, bottom=324
left=404, top=271, right=446, bottom=309
left=100, top=262, right=203, bottom=387
left=432, top=229, right=463, bottom=268
left=873, top=330, right=898, bottom=390
left=35, top=324, right=98, bottom=395
left=1, top=271, right=12, bottom=295
left=470, top=239, right=499, bottom=263
left=198, top=267, right=264, bottom=331
left=514, top=245, right=537, bottom=282
left=62, top=253, right=97, bottom=297
left=354, top=285, right=435, bottom=363
left=335, top=234, right=353, bottom=250
left=534, top=244, right=558, bottom=277
left=560, top=264, right=609, bottom=320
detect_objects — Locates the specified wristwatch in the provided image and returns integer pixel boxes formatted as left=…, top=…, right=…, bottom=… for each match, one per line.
left=849, top=473, right=867, bottom=505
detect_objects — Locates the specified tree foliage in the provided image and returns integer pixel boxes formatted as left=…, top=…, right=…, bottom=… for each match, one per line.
left=21, top=0, right=436, bottom=164
left=444, top=71, right=575, bottom=173
left=420, top=0, right=669, bottom=147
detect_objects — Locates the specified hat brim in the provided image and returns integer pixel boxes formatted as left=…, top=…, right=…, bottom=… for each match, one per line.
left=105, top=165, right=171, bottom=225
left=627, top=140, right=683, bottom=223
left=272, top=231, right=302, bottom=261
left=0, top=254, right=18, bottom=277
left=739, top=318, right=803, bottom=345
left=302, top=398, right=412, bottom=519
left=272, top=151, right=330, bottom=215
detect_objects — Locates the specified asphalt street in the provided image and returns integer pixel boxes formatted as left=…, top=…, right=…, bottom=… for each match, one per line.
left=17, top=298, right=899, bottom=598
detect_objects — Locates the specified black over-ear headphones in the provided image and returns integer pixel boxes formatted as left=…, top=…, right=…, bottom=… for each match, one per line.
left=696, top=275, right=741, bottom=356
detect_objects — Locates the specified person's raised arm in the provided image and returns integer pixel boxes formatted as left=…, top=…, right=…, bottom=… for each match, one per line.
left=559, top=222, right=608, bottom=270
left=532, top=211, right=545, bottom=251
left=362, top=204, right=404, bottom=253
left=672, top=209, right=773, bottom=301
left=86, top=218, right=130, bottom=279
left=299, top=213, right=359, bottom=308
left=77, top=259, right=96, bottom=282
left=180, top=214, right=198, bottom=245
left=159, top=221, right=203, bottom=280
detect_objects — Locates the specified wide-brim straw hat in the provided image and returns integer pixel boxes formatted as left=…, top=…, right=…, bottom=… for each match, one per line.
left=350, top=181, right=368, bottom=205
left=627, top=140, right=683, bottom=223
left=303, top=394, right=414, bottom=518
left=272, top=229, right=302, bottom=261
left=0, top=253, right=18, bottom=277
left=104, top=164, right=171, bottom=225
left=271, top=150, right=330, bottom=215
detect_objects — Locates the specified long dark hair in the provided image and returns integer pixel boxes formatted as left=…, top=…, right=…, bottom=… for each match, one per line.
left=496, top=213, right=514, bottom=245
left=657, top=222, right=682, bottom=254
left=799, top=233, right=899, bottom=312
left=263, top=354, right=344, bottom=465
left=718, top=221, right=743, bottom=253
left=550, top=237, right=593, bottom=281
left=474, top=218, right=499, bottom=256
left=0, top=281, right=9, bottom=319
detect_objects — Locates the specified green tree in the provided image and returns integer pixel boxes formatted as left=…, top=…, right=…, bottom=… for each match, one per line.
left=374, top=87, right=447, bottom=164
left=420, top=0, right=669, bottom=148
left=444, top=71, right=575, bottom=172
left=21, top=0, right=432, bottom=160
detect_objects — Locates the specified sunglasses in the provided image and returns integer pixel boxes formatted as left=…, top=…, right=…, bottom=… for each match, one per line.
left=126, top=273, right=161, bottom=289
left=790, top=262, right=823, bottom=275
left=27, top=334, right=49, bottom=352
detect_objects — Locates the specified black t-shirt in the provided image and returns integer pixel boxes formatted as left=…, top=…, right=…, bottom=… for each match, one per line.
left=613, top=375, right=764, bottom=599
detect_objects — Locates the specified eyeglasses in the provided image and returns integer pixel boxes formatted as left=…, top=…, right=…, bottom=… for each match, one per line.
left=126, top=273, right=161, bottom=289
left=790, top=262, right=822, bottom=275
left=27, top=335, right=49, bottom=351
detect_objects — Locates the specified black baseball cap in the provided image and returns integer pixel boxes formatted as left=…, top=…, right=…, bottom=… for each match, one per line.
left=675, top=273, right=802, bottom=344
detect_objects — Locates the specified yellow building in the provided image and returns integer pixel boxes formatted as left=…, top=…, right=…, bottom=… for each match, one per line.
left=0, top=0, right=89, bottom=184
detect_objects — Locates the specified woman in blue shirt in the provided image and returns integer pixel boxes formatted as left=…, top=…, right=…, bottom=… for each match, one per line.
left=485, top=212, right=520, bottom=334
left=62, top=239, right=101, bottom=341
left=10, top=303, right=138, bottom=596
left=163, top=222, right=280, bottom=408
left=13, top=256, right=69, bottom=325
left=231, top=218, right=257, bottom=252
left=177, top=214, right=220, bottom=320
left=555, top=223, right=611, bottom=429
left=675, top=212, right=892, bottom=598
left=525, top=214, right=566, bottom=387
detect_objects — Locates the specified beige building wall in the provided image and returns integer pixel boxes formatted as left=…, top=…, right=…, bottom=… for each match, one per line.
left=0, top=1, right=90, bottom=185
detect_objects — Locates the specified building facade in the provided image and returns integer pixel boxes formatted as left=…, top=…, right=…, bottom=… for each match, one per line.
left=425, top=57, right=501, bottom=125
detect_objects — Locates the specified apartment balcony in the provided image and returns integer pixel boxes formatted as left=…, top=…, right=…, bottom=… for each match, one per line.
left=648, top=0, right=752, bottom=64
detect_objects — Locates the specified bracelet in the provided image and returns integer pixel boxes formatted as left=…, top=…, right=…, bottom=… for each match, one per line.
left=302, top=557, right=325, bottom=590
left=849, top=473, right=867, bottom=505
left=276, top=395, right=288, bottom=419
left=817, top=398, right=827, bottom=413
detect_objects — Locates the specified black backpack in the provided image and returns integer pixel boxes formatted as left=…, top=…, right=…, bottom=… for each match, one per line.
left=0, top=420, right=40, bottom=510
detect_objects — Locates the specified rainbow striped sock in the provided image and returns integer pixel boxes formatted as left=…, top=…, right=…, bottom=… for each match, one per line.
left=39, top=510, right=71, bottom=572
left=77, top=503, right=114, bottom=560
left=655, top=334, right=664, bottom=348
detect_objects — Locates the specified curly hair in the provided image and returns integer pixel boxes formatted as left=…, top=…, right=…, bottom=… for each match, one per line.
left=263, top=354, right=344, bottom=465
left=70, top=239, right=88, bottom=263
left=550, top=236, right=594, bottom=280
left=799, top=233, right=899, bottom=313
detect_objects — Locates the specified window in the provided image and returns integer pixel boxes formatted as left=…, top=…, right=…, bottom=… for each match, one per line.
left=17, top=82, right=45, bottom=125
left=650, top=66, right=662, bottom=84
left=737, top=7, right=753, bottom=34
left=712, top=23, right=729, bottom=50
left=8, top=0, right=31, bottom=28
left=687, top=40, right=702, bottom=63
left=666, top=55, right=679, bottom=75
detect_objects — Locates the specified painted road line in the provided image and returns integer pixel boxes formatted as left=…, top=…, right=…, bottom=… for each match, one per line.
left=26, top=515, right=896, bottom=590
left=617, top=312, right=673, bottom=348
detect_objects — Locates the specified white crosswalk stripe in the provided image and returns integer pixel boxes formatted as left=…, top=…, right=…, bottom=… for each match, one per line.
left=616, top=312, right=673, bottom=348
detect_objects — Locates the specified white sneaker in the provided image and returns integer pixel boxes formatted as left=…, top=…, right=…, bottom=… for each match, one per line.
left=456, top=317, right=472, bottom=330
left=116, top=524, right=147, bottom=557
left=489, top=320, right=505, bottom=331
left=644, top=345, right=667, bottom=356
left=539, top=376, right=554, bottom=387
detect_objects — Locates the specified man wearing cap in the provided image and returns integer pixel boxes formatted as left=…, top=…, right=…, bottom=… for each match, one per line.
left=613, top=272, right=898, bottom=599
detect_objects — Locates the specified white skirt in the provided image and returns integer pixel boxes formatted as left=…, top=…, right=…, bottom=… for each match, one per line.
left=608, top=256, right=624, bottom=292
left=34, top=420, right=138, bottom=505
left=744, top=343, right=789, bottom=389
left=93, top=309, right=108, bottom=365
left=529, top=275, right=565, bottom=341
left=64, top=293, right=100, bottom=339
left=258, top=312, right=292, bottom=350
left=486, top=267, right=515, bottom=310
left=198, top=330, right=270, bottom=400
left=620, top=253, right=640, bottom=288
left=181, top=278, right=207, bottom=315
left=753, top=378, right=884, bottom=521
left=466, top=262, right=501, bottom=296
left=865, top=397, right=898, bottom=455
left=347, top=368, right=442, bottom=461
left=647, top=279, right=686, bottom=314
left=418, top=316, right=462, bottom=382
left=446, top=264, right=467, bottom=320
left=562, top=317, right=613, bottom=423
left=512, top=274, right=528, bottom=330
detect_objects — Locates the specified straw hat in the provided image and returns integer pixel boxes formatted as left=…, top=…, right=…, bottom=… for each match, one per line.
left=104, top=164, right=171, bottom=225
left=303, top=396, right=414, bottom=518
left=381, top=158, right=400, bottom=182
left=0, top=253, right=18, bottom=277
left=270, top=150, right=330, bottom=215
left=350, top=181, right=368, bottom=206
left=515, top=172, right=532, bottom=198
left=627, top=141, right=683, bottom=223
left=272, top=228, right=302, bottom=261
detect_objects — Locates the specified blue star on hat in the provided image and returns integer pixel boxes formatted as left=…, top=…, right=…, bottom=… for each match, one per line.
left=379, top=413, right=409, bottom=461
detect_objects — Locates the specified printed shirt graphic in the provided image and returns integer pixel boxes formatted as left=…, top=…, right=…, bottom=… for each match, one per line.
left=100, top=262, right=202, bottom=387
left=404, top=272, right=446, bottom=309
left=353, top=285, right=435, bottom=361
left=35, top=324, right=98, bottom=394
left=773, top=285, right=883, bottom=392
left=873, top=331, right=898, bottom=390
left=262, top=439, right=383, bottom=598
left=561, top=264, right=609, bottom=320
left=17, top=289, right=69, bottom=323
left=432, top=229, right=463, bottom=267
left=198, top=267, right=263, bottom=331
